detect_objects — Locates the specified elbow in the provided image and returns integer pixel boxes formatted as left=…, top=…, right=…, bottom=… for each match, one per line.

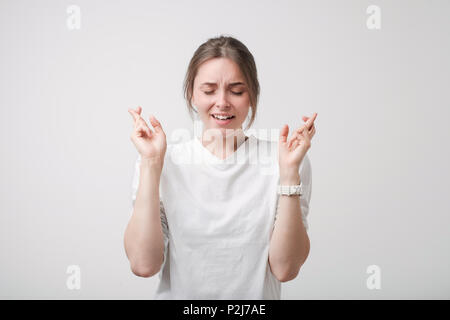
left=123, top=235, right=164, bottom=278
left=127, top=250, right=163, bottom=278
left=270, top=260, right=301, bottom=283
left=274, top=267, right=300, bottom=283
left=270, top=256, right=308, bottom=282
left=269, top=252, right=310, bottom=282
left=130, top=263, right=161, bottom=278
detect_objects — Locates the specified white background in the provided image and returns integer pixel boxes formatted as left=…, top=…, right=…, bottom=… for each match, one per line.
left=0, top=0, right=449, bottom=299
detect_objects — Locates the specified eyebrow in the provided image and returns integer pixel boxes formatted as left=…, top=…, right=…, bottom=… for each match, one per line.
left=200, top=82, right=246, bottom=87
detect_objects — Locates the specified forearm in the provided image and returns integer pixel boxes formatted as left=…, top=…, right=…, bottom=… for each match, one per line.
left=124, top=158, right=165, bottom=277
left=269, top=169, right=310, bottom=281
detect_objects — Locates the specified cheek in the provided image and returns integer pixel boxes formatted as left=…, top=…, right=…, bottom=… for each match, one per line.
left=193, top=95, right=210, bottom=113
left=194, top=95, right=213, bottom=111
left=236, top=99, right=251, bottom=115
left=237, top=95, right=250, bottom=108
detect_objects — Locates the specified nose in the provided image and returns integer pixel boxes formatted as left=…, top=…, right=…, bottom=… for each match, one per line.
left=214, top=89, right=230, bottom=110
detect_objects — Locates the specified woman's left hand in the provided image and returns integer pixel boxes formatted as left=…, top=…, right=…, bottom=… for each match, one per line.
left=278, top=112, right=317, bottom=175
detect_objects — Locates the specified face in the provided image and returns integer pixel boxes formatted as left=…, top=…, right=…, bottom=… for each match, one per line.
left=191, top=57, right=251, bottom=137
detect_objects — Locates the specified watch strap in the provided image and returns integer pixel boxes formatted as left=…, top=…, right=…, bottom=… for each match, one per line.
left=277, top=184, right=303, bottom=196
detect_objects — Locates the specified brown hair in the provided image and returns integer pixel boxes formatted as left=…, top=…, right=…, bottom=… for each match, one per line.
left=183, top=35, right=260, bottom=131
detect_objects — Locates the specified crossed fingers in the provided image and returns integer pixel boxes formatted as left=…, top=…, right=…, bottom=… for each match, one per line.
left=128, top=106, right=152, bottom=138
left=287, top=112, right=317, bottom=149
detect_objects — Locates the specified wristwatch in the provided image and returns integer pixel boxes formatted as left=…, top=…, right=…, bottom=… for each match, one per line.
left=277, top=184, right=303, bottom=196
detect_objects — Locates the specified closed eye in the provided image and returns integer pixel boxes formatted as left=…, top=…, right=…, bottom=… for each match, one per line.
left=204, top=91, right=243, bottom=96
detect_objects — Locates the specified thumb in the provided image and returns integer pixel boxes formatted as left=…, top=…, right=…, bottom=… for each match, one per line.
left=279, top=124, right=289, bottom=144
left=149, top=114, right=163, bottom=133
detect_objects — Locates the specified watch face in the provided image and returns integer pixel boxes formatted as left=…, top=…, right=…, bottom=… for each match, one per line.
left=292, top=186, right=301, bottom=194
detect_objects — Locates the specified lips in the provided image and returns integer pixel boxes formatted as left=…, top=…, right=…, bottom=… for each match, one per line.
left=210, top=114, right=235, bottom=125
left=211, top=114, right=235, bottom=120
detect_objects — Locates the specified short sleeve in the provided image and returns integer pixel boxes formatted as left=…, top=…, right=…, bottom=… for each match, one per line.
left=274, top=154, right=312, bottom=231
left=130, top=154, right=169, bottom=268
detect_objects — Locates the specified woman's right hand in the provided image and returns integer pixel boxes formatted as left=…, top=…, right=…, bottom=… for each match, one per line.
left=128, top=106, right=167, bottom=165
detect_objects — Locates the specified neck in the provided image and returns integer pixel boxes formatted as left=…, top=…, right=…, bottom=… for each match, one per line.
left=200, top=128, right=248, bottom=160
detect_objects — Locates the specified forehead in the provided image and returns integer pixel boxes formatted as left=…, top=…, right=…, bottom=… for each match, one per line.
left=195, top=57, right=245, bottom=85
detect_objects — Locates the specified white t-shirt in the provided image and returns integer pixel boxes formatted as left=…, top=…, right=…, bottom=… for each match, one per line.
left=130, top=133, right=312, bottom=300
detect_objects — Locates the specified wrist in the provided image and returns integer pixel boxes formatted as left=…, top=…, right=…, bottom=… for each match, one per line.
left=279, top=167, right=300, bottom=185
left=140, top=157, right=163, bottom=175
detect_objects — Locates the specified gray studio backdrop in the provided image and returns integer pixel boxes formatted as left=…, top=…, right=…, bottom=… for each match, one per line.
left=1, top=0, right=449, bottom=299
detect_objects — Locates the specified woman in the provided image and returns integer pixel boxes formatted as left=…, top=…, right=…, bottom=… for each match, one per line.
left=124, top=35, right=317, bottom=300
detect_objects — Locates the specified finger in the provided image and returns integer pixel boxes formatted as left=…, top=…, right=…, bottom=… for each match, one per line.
left=135, top=123, right=145, bottom=136
left=291, top=112, right=317, bottom=146
left=296, top=123, right=308, bottom=135
left=279, top=124, right=289, bottom=144
left=292, top=127, right=310, bottom=147
left=149, top=114, right=163, bottom=133
left=129, top=106, right=144, bottom=122
left=135, top=124, right=144, bottom=137
left=287, top=131, right=299, bottom=149
left=128, top=108, right=140, bottom=122
left=306, top=112, right=318, bottom=126
left=136, top=123, right=152, bottom=138
left=296, top=119, right=315, bottom=136
left=300, top=113, right=317, bottom=130
left=134, top=117, right=148, bottom=131
left=301, top=126, right=311, bottom=144
left=310, top=125, right=316, bottom=138
left=290, top=138, right=299, bottom=149
left=145, top=124, right=152, bottom=137
left=134, top=116, right=151, bottom=133
left=291, top=134, right=302, bottom=149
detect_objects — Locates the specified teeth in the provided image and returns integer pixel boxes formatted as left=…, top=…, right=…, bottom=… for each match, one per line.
left=213, top=114, right=233, bottom=120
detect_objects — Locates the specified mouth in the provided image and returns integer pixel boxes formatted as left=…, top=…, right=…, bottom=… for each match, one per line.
left=210, top=114, right=235, bottom=124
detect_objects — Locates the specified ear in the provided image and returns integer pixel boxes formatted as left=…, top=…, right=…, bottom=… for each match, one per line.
left=191, top=93, right=198, bottom=112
